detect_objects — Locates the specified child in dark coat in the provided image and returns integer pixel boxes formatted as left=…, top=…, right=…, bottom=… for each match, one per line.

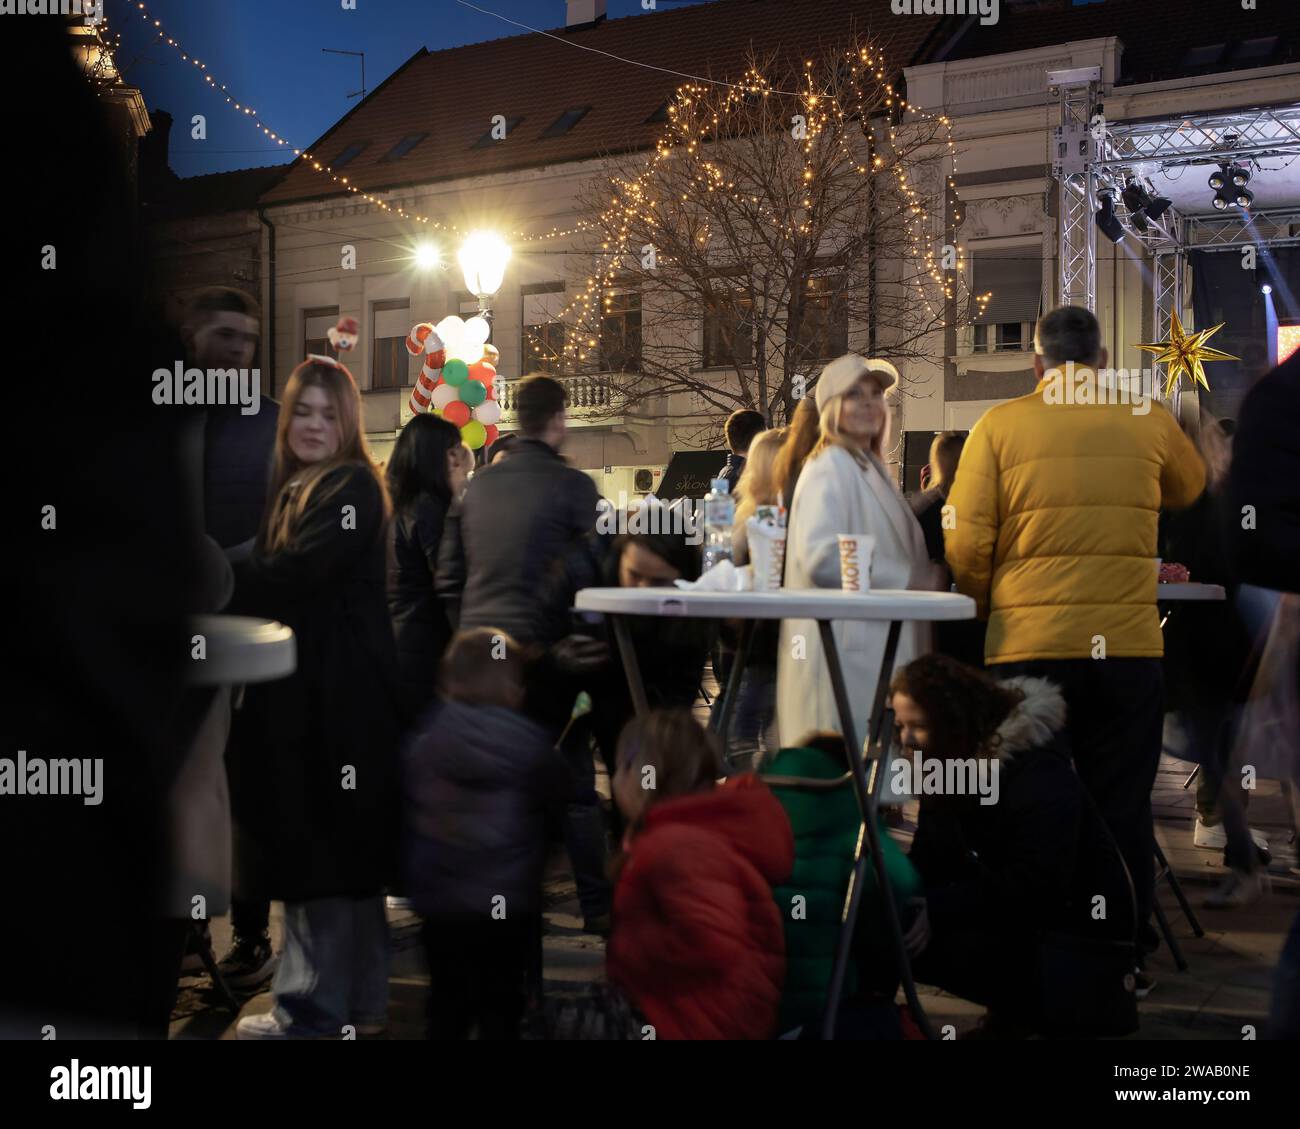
left=402, top=628, right=569, bottom=1039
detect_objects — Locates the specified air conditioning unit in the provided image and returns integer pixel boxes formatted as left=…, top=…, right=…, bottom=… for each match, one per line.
left=601, top=464, right=664, bottom=503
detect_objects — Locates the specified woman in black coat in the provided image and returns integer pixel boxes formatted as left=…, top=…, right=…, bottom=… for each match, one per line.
left=889, top=654, right=1135, bottom=1036
left=227, top=357, right=402, bottom=1040
left=386, top=413, right=471, bottom=718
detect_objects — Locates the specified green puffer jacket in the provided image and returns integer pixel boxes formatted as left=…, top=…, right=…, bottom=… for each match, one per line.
left=763, top=747, right=921, bottom=1032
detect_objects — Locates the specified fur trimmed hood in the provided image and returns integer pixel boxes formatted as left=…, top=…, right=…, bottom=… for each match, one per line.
left=991, top=676, right=1067, bottom=760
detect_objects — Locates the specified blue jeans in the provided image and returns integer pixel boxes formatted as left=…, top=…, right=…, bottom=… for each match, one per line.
left=271, top=895, right=390, bottom=1036
left=560, top=731, right=612, bottom=921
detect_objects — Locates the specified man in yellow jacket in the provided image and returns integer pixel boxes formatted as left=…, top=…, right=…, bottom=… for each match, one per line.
left=944, top=305, right=1205, bottom=972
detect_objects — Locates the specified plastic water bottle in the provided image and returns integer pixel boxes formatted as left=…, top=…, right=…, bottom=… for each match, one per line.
left=702, top=477, right=735, bottom=573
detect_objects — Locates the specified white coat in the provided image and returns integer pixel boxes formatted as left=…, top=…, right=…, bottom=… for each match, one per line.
left=777, top=444, right=936, bottom=751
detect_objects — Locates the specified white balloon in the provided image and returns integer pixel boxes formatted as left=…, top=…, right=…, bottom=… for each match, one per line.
left=463, top=316, right=491, bottom=346
left=431, top=383, right=459, bottom=410
left=446, top=342, right=478, bottom=364
left=435, top=316, right=466, bottom=348
left=473, top=399, right=501, bottom=425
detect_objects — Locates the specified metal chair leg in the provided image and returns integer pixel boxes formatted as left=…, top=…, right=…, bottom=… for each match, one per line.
left=1155, top=839, right=1205, bottom=939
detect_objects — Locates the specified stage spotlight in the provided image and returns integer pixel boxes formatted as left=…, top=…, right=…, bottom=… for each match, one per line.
left=1262, top=280, right=1274, bottom=294
left=1145, top=194, right=1173, bottom=221
left=1230, top=164, right=1251, bottom=187
left=1095, top=192, right=1125, bottom=242
left=1209, top=167, right=1229, bottom=190
left=1236, top=188, right=1255, bottom=209
left=1121, top=180, right=1149, bottom=232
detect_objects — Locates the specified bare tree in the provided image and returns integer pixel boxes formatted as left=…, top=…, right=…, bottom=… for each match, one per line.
left=545, top=35, right=969, bottom=447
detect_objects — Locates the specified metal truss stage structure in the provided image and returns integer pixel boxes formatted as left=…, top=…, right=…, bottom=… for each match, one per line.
left=1049, top=65, right=1300, bottom=407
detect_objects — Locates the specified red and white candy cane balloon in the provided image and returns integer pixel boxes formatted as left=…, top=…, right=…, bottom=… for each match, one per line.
left=405, top=315, right=504, bottom=449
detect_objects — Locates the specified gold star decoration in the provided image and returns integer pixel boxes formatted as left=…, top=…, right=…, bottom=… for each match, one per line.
left=1136, top=311, right=1238, bottom=398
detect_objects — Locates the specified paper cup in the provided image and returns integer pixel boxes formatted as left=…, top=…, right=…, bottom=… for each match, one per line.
left=838, top=534, right=876, bottom=592
left=747, top=518, right=786, bottom=591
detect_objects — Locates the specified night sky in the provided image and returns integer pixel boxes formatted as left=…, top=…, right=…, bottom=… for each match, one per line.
left=111, top=0, right=716, bottom=177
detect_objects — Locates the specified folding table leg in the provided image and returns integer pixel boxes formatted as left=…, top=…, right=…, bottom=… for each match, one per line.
left=816, top=620, right=933, bottom=1041
left=710, top=619, right=754, bottom=739
left=611, top=615, right=650, bottom=716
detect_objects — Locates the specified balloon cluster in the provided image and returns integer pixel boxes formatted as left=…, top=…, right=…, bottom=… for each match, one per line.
left=405, top=315, right=503, bottom=450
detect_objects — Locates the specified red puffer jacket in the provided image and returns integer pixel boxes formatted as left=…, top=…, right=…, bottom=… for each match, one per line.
left=607, top=774, right=795, bottom=1039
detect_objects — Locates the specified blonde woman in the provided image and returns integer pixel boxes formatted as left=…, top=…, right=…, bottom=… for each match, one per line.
left=228, top=357, right=402, bottom=1039
left=776, top=355, right=934, bottom=751
left=732, top=426, right=787, bottom=564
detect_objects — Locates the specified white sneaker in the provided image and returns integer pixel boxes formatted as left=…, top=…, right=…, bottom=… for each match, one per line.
left=236, top=1012, right=299, bottom=1040
left=1204, top=868, right=1270, bottom=910
left=1193, top=818, right=1268, bottom=852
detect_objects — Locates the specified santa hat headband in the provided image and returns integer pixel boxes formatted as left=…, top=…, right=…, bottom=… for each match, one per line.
left=304, top=353, right=358, bottom=386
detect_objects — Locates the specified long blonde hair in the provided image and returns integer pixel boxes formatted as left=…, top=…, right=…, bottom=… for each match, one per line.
left=260, top=359, right=390, bottom=554
left=811, top=379, right=892, bottom=467
left=734, top=427, right=787, bottom=527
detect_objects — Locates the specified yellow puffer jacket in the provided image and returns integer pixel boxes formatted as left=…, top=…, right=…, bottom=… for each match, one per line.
left=944, top=376, right=1206, bottom=664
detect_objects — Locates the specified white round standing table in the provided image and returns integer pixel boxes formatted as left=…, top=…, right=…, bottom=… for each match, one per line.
left=188, top=615, right=297, bottom=687
left=573, top=585, right=975, bottom=1040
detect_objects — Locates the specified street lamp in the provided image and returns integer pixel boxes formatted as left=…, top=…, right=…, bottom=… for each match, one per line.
left=458, top=230, right=511, bottom=318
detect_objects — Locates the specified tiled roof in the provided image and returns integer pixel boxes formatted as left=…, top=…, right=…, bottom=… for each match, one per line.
left=259, top=0, right=945, bottom=207
left=151, top=164, right=288, bottom=220
left=934, top=0, right=1300, bottom=87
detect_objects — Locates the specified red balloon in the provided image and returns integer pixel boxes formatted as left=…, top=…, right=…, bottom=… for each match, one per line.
left=468, top=361, right=495, bottom=385
left=484, top=423, right=500, bottom=446
left=443, top=400, right=471, bottom=427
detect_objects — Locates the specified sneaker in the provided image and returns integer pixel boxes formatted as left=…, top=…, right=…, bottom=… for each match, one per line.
left=1134, top=969, right=1156, bottom=1000
left=1204, top=868, right=1270, bottom=910
left=216, top=934, right=277, bottom=990
left=384, top=896, right=412, bottom=912
left=235, top=1011, right=309, bottom=1040
left=1193, top=818, right=1269, bottom=852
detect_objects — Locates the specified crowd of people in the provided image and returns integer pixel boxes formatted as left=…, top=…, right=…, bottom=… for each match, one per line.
left=154, top=285, right=1300, bottom=1042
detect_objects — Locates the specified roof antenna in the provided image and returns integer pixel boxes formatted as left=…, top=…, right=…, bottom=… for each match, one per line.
left=322, top=48, right=366, bottom=101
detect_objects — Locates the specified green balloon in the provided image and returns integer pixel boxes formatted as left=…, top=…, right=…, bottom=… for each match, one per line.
left=460, top=379, right=487, bottom=407
left=443, top=358, right=469, bottom=386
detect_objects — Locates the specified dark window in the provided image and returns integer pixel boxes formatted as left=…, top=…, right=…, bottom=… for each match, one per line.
left=371, top=298, right=412, bottom=391
left=304, top=306, right=339, bottom=361
left=1180, top=44, right=1226, bottom=71
left=522, top=282, right=565, bottom=373
left=541, top=107, right=591, bottom=138
left=703, top=286, right=755, bottom=368
left=382, top=132, right=427, bottom=161
left=645, top=101, right=670, bottom=124
left=970, top=246, right=1040, bottom=352
left=598, top=289, right=641, bottom=373
left=795, top=274, right=848, bottom=363
left=331, top=143, right=367, bottom=169
left=471, top=117, right=524, bottom=149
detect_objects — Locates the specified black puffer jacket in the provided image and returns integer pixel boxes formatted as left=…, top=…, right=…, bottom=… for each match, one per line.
left=909, top=676, right=1132, bottom=941
left=402, top=699, right=568, bottom=921
left=388, top=490, right=454, bottom=715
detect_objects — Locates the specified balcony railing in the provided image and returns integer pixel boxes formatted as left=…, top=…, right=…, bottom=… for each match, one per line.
left=498, top=374, right=613, bottom=413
